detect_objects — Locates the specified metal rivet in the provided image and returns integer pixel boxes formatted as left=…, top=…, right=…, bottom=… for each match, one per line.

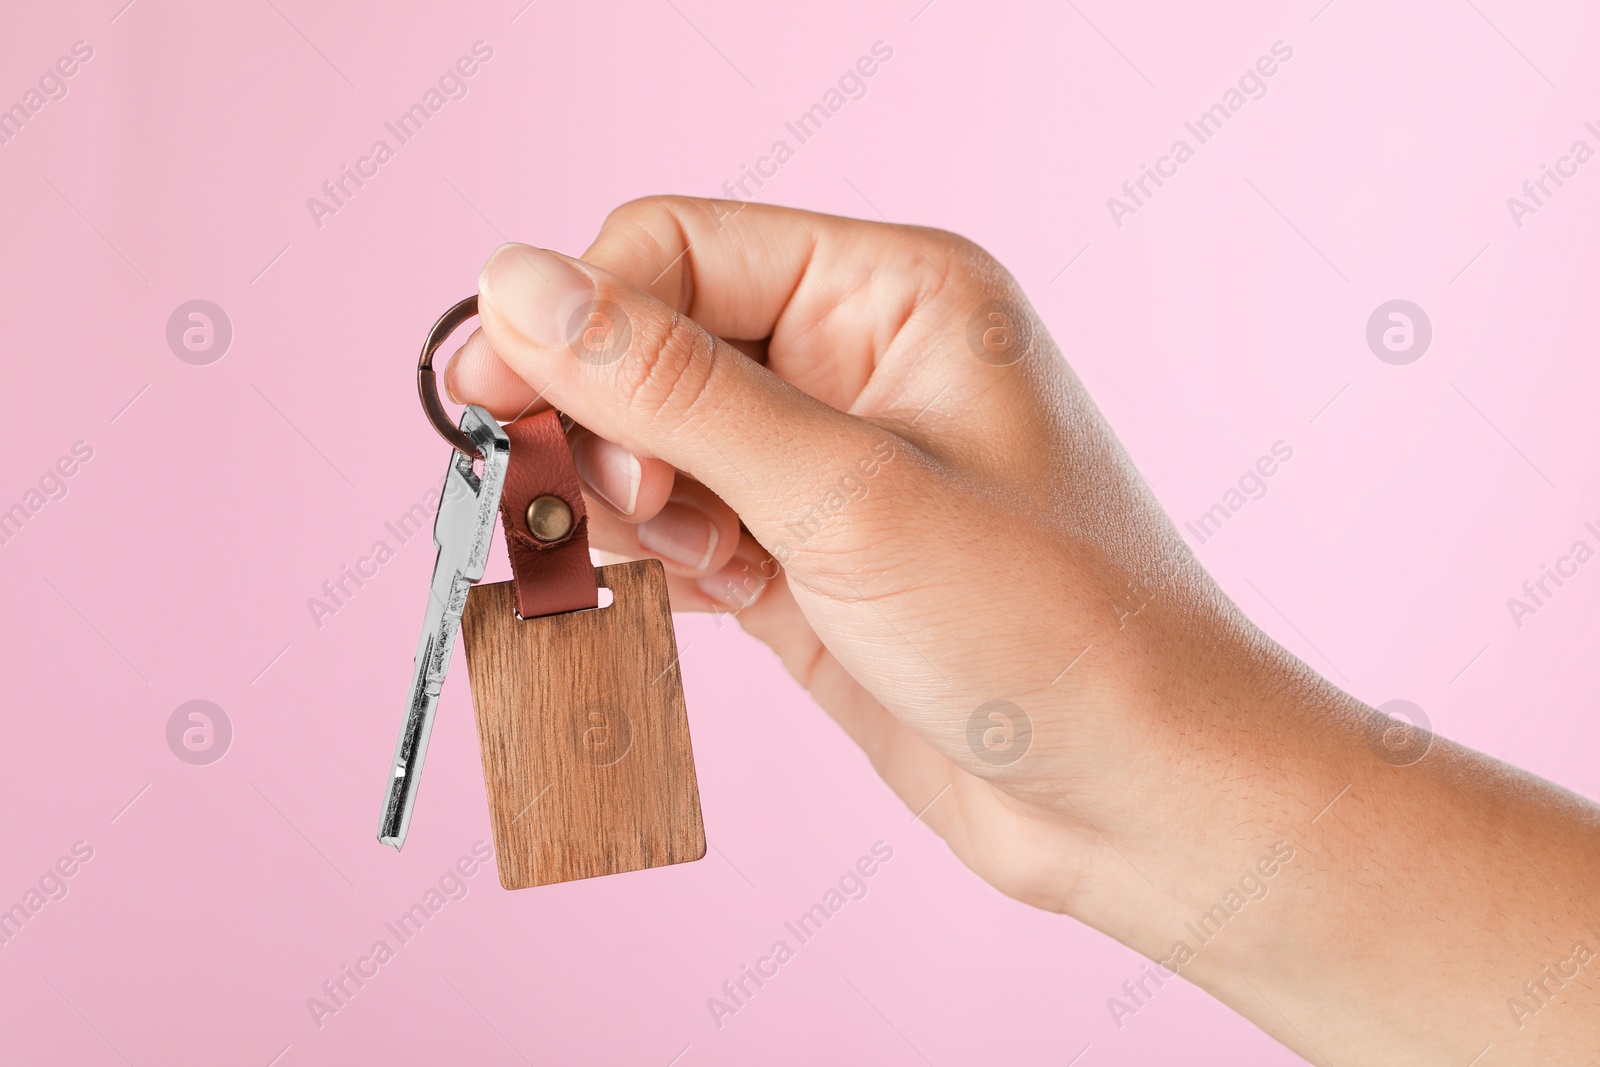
left=526, top=495, right=574, bottom=542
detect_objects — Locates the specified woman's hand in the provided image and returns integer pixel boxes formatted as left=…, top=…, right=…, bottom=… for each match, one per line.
left=446, top=197, right=1218, bottom=914
left=447, top=197, right=1600, bottom=1066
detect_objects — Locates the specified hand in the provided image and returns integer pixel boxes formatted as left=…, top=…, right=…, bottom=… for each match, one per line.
left=447, top=197, right=1600, bottom=1065
left=446, top=196, right=1201, bottom=915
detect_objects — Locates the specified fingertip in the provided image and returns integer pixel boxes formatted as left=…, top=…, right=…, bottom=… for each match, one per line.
left=571, top=429, right=648, bottom=518
left=635, top=495, right=740, bottom=576
left=632, top=456, right=676, bottom=519
left=696, top=557, right=769, bottom=610
left=444, top=328, right=550, bottom=421
left=478, top=243, right=595, bottom=351
left=442, top=328, right=485, bottom=404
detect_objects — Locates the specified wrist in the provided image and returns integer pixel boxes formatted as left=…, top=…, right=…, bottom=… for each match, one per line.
left=1055, top=617, right=1360, bottom=974
left=1056, top=611, right=1600, bottom=1063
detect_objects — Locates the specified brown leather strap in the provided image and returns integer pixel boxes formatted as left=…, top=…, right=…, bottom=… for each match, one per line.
left=497, top=410, right=598, bottom=619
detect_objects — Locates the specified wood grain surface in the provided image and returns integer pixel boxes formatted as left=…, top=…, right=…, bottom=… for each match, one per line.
left=460, top=559, right=705, bottom=889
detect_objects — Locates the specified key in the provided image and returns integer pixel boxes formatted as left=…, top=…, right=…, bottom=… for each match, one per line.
left=378, top=405, right=510, bottom=849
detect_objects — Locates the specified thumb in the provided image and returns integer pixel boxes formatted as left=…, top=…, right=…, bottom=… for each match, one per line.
left=473, top=242, right=897, bottom=547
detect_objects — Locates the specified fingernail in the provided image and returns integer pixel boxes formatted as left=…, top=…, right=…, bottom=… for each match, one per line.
left=479, top=243, right=594, bottom=349
left=572, top=435, right=642, bottom=516
left=697, top=558, right=767, bottom=609
left=637, top=502, right=719, bottom=572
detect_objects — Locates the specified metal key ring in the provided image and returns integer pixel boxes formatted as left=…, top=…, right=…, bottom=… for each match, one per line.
left=419, top=293, right=574, bottom=456
left=418, top=295, right=482, bottom=458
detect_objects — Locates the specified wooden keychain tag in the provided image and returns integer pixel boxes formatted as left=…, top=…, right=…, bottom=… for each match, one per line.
left=459, top=411, right=705, bottom=889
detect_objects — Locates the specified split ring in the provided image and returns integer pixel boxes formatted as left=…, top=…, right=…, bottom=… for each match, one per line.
left=417, top=295, right=481, bottom=458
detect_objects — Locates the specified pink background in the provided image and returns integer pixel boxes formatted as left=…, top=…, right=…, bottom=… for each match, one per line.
left=3, top=0, right=1597, bottom=1063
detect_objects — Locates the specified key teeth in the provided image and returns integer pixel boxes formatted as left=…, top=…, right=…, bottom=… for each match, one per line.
left=379, top=404, right=509, bottom=851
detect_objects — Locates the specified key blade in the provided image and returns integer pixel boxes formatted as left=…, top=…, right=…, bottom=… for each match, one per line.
left=378, top=406, right=509, bottom=849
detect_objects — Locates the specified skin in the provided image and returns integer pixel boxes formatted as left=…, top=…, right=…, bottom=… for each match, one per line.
left=446, top=197, right=1600, bottom=1064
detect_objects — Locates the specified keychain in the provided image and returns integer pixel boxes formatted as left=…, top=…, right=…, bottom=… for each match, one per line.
left=378, top=296, right=706, bottom=889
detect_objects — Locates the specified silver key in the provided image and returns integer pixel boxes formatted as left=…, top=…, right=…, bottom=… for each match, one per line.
left=378, top=406, right=509, bottom=849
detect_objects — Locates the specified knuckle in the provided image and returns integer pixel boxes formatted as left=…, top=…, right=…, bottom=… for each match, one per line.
left=594, top=196, right=699, bottom=306
left=876, top=224, right=1018, bottom=321
left=599, top=195, right=702, bottom=247
left=911, top=226, right=1003, bottom=280
left=594, top=201, right=668, bottom=264
left=896, top=229, right=1037, bottom=367
left=924, top=225, right=990, bottom=262
left=600, top=194, right=678, bottom=234
left=618, top=308, right=717, bottom=422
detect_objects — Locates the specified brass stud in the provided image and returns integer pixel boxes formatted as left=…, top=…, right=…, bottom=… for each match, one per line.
left=526, top=495, right=574, bottom=542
